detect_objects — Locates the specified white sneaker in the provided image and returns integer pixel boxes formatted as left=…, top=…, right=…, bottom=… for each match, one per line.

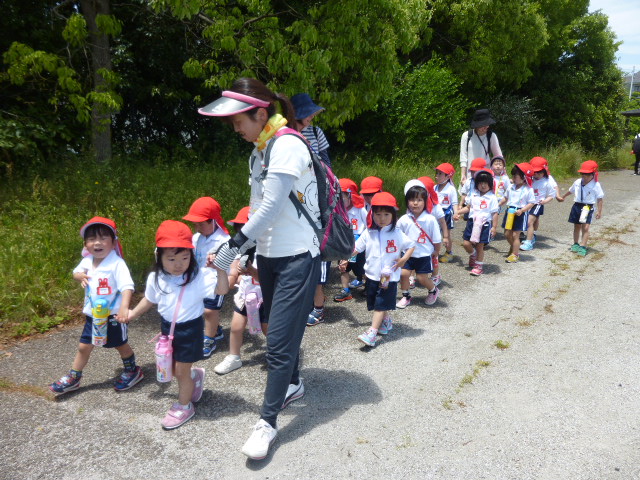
left=241, top=419, right=278, bottom=460
left=282, top=379, right=305, bottom=409
left=214, top=355, right=242, bottom=375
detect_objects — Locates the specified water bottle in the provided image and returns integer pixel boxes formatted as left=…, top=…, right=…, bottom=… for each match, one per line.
left=245, top=292, right=262, bottom=335
left=505, top=207, right=517, bottom=230
left=155, top=335, right=173, bottom=382
left=579, top=205, right=590, bottom=223
left=348, top=234, right=360, bottom=262
left=91, top=298, right=110, bottom=346
left=379, top=265, right=393, bottom=289
left=470, top=216, right=484, bottom=243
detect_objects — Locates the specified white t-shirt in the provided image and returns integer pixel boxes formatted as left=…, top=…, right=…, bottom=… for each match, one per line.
left=431, top=204, right=445, bottom=221
left=532, top=177, right=557, bottom=203
left=504, top=184, right=535, bottom=208
left=494, top=174, right=511, bottom=201
left=397, top=211, right=442, bottom=257
left=193, top=228, right=229, bottom=268
left=73, top=250, right=134, bottom=316
left=569, top=179, right=605, bottom=205
left=464, top=190, right=500, bottom=223
left=145, top=268, right=218, bottom=323
left=249, top=134, right=321, bottom=258
left=435, top=183, right=458, bottom=213
left=347, top=205, right=368, bottom=236
left=355, top=226, right=415, bottom=283
left=459, top=130, right=503, bottom=170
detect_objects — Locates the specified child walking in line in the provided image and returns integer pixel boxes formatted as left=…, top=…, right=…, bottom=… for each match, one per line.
left=459, top=157, right=488, bottom=208
left=50, top=217, right=142, bottom=394
left=502, top=163, right=535, bottom=263
left=455, top=170, right=500, bottom=276
left=491, top=155, right=511, bottom=209
left=521, top=157, right=557, bottom=251
left=417, top=176, right=447, bottom=286
left=128, top=220, right=229, bottom=429
left=334, top=178, right=368, bottom=303
left=350, top=192, right=414, bottom=347
left=396, top=180, right=442, bottom=307
left=214, top=207, right=268, bottom=375
left=557, top=160, right=604, bottom=256
left=434, top=163, right=458, bottom=263
left=183, top=197, right=230, bottom=357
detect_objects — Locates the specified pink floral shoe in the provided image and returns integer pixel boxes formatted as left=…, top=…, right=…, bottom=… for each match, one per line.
left=161, top=402, right=195, bottom=430
left=470, top=265, right=483, bottom=276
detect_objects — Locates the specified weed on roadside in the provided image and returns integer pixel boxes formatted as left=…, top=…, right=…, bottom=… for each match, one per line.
left=494, top=340, right=510, bottom=350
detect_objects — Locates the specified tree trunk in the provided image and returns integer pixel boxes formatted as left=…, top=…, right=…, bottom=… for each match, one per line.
left=80, top=0, right=112, bottom=163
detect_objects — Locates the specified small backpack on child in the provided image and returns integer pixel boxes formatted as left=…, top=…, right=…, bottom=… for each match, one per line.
left=259, top=128, right=355, bottom=261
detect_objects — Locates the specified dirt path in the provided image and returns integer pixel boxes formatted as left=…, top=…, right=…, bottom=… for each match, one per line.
left=1, top=170, right=639, bottom=480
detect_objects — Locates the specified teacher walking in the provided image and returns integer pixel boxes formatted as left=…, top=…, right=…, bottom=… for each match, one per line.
left=198, top=78, right=321, bottom=460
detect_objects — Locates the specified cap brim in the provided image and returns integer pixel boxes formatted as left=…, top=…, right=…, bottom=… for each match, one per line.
left=198, top=97, right=257, bottom=117
left=470, top=118, right=496, bottom=128
left=182, top=214, right=209, bottom=222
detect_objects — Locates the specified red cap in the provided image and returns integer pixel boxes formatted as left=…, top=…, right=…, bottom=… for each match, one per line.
left=435, top=163, right=455, bottom=176
left=515, top=162, right=533, bottom=187
left=183, top=197, right=229, bottom=234
left=470, top=158, right=486, bottom=172
left=360, top=176, right=383, bottom=194
left=339, top=178, right=359, bottom=194
left=156, top=220, right=194, bottom=249
left=227, top=206, right=250, bottom=225
left=530, top=156, right=550, bottom=174
left=371, top=192, right=398, bottom=210
left=578, top=160, right=598, bottom=174
left=80, top=216, right=117, bottom=238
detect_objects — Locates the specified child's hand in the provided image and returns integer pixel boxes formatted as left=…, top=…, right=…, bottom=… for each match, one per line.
left=453, top=213, right=460, bottom=221
left=490, top=226, right=497, bottom=239
left=116, top=307, right=130, bottom=324
left=206, top=253, right=216, bottom=268
left=515, top=208, right=522, bottom=216
left=338, top=260, right=348, bottom=273
left=74, top=272, right=90, bottom=288
left=444, top=236, right=452, bottom=251
left=556, top=195, right=564, bottom=202
left=596, top=211, right=602, bottom=220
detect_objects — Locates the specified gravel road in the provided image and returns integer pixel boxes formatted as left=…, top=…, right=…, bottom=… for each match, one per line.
left=1, top=170, right=639, bottom=480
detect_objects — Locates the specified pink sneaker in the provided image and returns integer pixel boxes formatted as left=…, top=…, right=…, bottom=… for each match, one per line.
left=396, top=296, right=412, bottom=309
left=470, top=265, right=483, bottom=276
left=469, top=254, right=477, bottom=268
left=161, top=402, right=195, bottom=430
left=424, top=287, right=439, bottom=305
left=191, top=367, right=205, bottom=403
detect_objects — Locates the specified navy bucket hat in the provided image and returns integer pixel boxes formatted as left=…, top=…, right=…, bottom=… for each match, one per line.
left=290, top=93, right=324, bottom=120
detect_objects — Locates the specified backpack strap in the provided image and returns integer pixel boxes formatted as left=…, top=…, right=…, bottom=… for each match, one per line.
left=466, top=128, right=493, bottom=160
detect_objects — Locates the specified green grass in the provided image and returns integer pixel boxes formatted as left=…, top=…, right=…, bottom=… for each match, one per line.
left=0, top=144, right=631, bottom=337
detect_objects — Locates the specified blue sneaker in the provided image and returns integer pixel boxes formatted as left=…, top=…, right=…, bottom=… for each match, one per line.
left=307, top=309, right=324, bottom=326
left=203, top=336, right=217, bottom=358
left=349, top=279, right=364, bottom=289
left=520, top=240, right=533, bottom=251
left=214, top=325, right=224, bottom=341
left=114, top=366, right=144, bottom=391
left=358, top=328, right=378, bottom=347
left=378, top=316, right=393, bottom=335
left=50, top=373, right=81, bottom=394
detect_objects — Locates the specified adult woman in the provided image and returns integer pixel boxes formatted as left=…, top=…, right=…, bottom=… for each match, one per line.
left=198, top=78, right=321, bottom=460
left=459, top=109, right=503, bottom=185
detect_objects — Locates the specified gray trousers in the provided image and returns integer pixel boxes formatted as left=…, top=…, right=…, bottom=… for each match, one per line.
left=257, top=251, right=320, bottom=426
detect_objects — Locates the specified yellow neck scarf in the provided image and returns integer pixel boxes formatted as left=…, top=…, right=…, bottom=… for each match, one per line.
left=256, top=114, right=288, bottom=151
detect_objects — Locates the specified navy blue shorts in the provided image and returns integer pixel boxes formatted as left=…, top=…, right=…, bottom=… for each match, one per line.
left=79, top=315, right=128, bottom=348
left=443, top=209, right=454, bottom=229
left=568, top=202, right=594, bottom=224
left=402, top=256, right=433, bottom=274
left=161, top=316, right=204, bottom=364
left=365, top=278, right=398, bottom=312
left=463, top=218, right=492, bottom=244
left=530, top=204, right=544, bottom=217
left=317, top=261, right=331, bottom=285
left=502, top=209, right=529, bottom=232
left=233, top=302, right=268, bottom=324
left=203, top=294, right=224, bottom=311
left=346, top=251, right=365, bottom=278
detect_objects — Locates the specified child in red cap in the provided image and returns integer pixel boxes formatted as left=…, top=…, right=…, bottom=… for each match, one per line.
left=521, top=157, right=558, bottom=251
left=501, top=163, right=535, bottom=263
left=349, top=192, right=414, bottom=347
left=50, top=217, right=142, bottom=395
left=214, top=207, right=269, bottom=375
left=557, top=160, right=604, bottom=256
left=360, top=176, right=384, bottom=228
left=128, top=220, right=230, bottom=429
left=334, top=178, right=369, bottom=304
left=434, top=163, right=458, bottom=263
left=183, top=197, right=230, bottom=358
